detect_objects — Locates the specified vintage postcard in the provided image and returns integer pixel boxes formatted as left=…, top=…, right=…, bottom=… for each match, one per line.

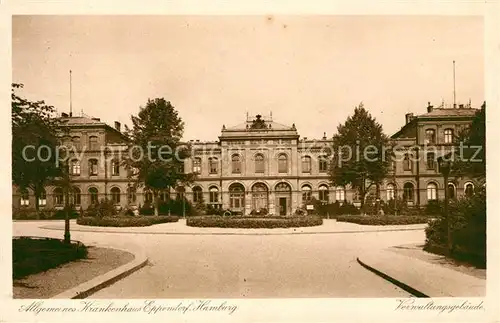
left=1, top=1, right=499, bottom=323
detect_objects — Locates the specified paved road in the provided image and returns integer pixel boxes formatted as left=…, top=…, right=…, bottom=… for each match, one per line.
left=13, top=221, right=425, bottom=298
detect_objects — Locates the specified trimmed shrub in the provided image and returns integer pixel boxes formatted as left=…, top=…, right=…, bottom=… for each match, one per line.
left=77, top=215, right=179, bottom=227
left=186, top=215, right=323, bottom=228
left=336, top=215, right=430, bottom=225
left=139, top=202, right=155, bottom=215
left=13, top=237, right=88, bottom=279
left=424, top=187, right=486, bottom=268
left=85, top=199, right=117, bottom=218
left=206, top=205, right=224, bottom=216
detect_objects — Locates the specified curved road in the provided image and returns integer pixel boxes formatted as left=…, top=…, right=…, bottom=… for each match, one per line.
left=14, top=221, right=425, bottom=298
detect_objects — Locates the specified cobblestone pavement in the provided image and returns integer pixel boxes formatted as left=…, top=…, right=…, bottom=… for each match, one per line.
left=13, top=221, right=425, bottom=298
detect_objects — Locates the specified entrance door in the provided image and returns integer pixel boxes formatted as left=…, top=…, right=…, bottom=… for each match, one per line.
left=279, top=197, right=287, bottom=216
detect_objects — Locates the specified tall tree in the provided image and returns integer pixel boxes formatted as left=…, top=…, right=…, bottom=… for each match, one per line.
left=329, top=103, right=391, bottom=213
left=452, top=102, right=486, bottom=183
left=12, top=83, right=63, bottom=219
left=125, top=98, right=196, bottom=216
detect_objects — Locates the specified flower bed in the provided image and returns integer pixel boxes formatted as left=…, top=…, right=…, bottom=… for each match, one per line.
left=336, top=215, right=430, bottom=225
left=77, top=215, right=179, bottom=227
left=186, top=216, right=323, bottom=228
left=13, top=236, right=88, bottom=279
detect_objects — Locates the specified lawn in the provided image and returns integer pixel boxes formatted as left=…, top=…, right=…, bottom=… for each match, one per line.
left=13, top=237, right=88, bottom=279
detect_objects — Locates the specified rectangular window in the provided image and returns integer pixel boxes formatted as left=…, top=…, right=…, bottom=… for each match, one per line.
left=302, top=156, right=311, bottom=173
left=426, top=153, right=435, bottom=170
left=444, top=129, right=454, bottom=144
left=209, top=158, right=218, bottom=174
left=89, top=160, right=98, bottom=175
left=319, top=156, right=328, bottom=173
left=71, top=160, right=81, bottom=175
left=192, top=158, right=202, bottom=173
left=403, top=155, right=412, bottom=171
left=112, top=160, right=120, bottom=176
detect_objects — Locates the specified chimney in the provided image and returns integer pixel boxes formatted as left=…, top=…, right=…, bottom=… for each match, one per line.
left=405, top=113, right=414, bottom=124
left=114, top=121, right=121, bottom=132
left=61, top=112, right=69, bottom=117
left=427, top=102, right=433, bottom=113
left=459, top=104, right=464, bottom=109
left=323, top=132, right=327, bottom=140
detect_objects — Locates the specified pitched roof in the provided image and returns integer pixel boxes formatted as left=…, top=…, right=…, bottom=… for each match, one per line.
left=419, top=108, right=478, bottom=118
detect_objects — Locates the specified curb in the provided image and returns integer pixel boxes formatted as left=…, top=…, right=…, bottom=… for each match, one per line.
left=356, top=257, right=429, bottom=298
left=52, top=247, right=148, bottom=299
left=39, top=225, right=426, bottom=236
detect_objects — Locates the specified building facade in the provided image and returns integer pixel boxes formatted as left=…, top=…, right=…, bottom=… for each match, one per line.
left=13, top=103, right=482, bottom=216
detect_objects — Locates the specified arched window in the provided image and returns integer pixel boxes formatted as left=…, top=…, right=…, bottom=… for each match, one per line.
left=427, top=182, right=438, bottom=200
left=252, top=183, right=268, bottom=210
left=110, top=187, right=121, bottom=204
left=127, top=186, right=137, bottom=203
left=158, top=190, right=169, bottom=202
left=209, top=186, right=219, bottom=203
left=302, top=156, right=312, bottom=173
left=231, top=155, right=241, bottom=174
left=88, top=187, right=98, bottom=204
left=144, top=191, right=153, bottom=204
left=20, top=189, right=29, bottom=206
left=403, top=154, right=412, bottom=171
left=53, top=187, right=64, bottom=205
left=319, top=156, right=328, bottom=173
left=335, top=186, right=345, bottom=202
left=278, top=154, right=288, bottom=173
left=72, top=187, right=81, bottom=205
left=448, top=183, right=456, bottom=199
left=302, top=185, right=312, bottom=204
left=112, top=159, right=120, bottom=176
left=386, top=183, right=396, bottom=200
left=275, top=182, right=292, bottom=216
left=318, top=185, right=329, bottom=203
left=89, top=136, right=99, bottom=151
left=464, top=182, right=474, bottom=197
left=254, top=154, right=264, bottom=173
left=403, top=183, right=414, bottom=202
left=209, top=157, right=218, bottom=174
left=72, top=136, right=81, bottom=150
left=38, top=189, right=47, bottom=206
left=193, top=186, right=203, bottom=203
left=276, top=182, right=291, bottom=192
left=229, top=183, right=245, bottom=209
left=192, top=157, right=202, bottom=173
left=71, top=159, right=81, bottom=175
left=89, top=159, right=98, bottom=176
left=444, top=128, right=454, bottom=144
left=425, top=129, right=436, bottom=144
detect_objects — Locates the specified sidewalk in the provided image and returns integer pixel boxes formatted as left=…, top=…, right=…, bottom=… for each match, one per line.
left=39, top=219, right=427, bottom=235
left=357, top=245, right=486, bottom=297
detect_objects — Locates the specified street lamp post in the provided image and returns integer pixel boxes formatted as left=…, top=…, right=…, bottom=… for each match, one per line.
left=438, top=157, right=452, bottom=256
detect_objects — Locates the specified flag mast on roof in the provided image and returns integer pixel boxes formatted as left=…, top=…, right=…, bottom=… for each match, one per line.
left=453, top=60, right=456, bottom=109
left=69, top=69, right=73, bottom=117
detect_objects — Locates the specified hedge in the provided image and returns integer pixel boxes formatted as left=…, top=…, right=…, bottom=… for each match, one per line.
left=13, top=237, right=87, bottom=279
left=77, top=215, right=179, bottom=227
left=186, top=216, right=323, bottom=228
left=424, top=186, right=486, bottom=268
left=336, top=215, right=431, bottom=225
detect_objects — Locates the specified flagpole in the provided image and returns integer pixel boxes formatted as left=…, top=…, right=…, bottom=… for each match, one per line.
left=69, top=69, right=73, bottom=117
left=453, top=61, right=456, bottom=108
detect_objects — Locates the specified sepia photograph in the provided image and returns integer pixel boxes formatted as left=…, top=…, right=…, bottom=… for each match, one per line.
left=6, top=8, right=495, bottom=322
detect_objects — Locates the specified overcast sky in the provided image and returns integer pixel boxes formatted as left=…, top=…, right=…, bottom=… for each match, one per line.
left=12, top=15, right=483, bottom=141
